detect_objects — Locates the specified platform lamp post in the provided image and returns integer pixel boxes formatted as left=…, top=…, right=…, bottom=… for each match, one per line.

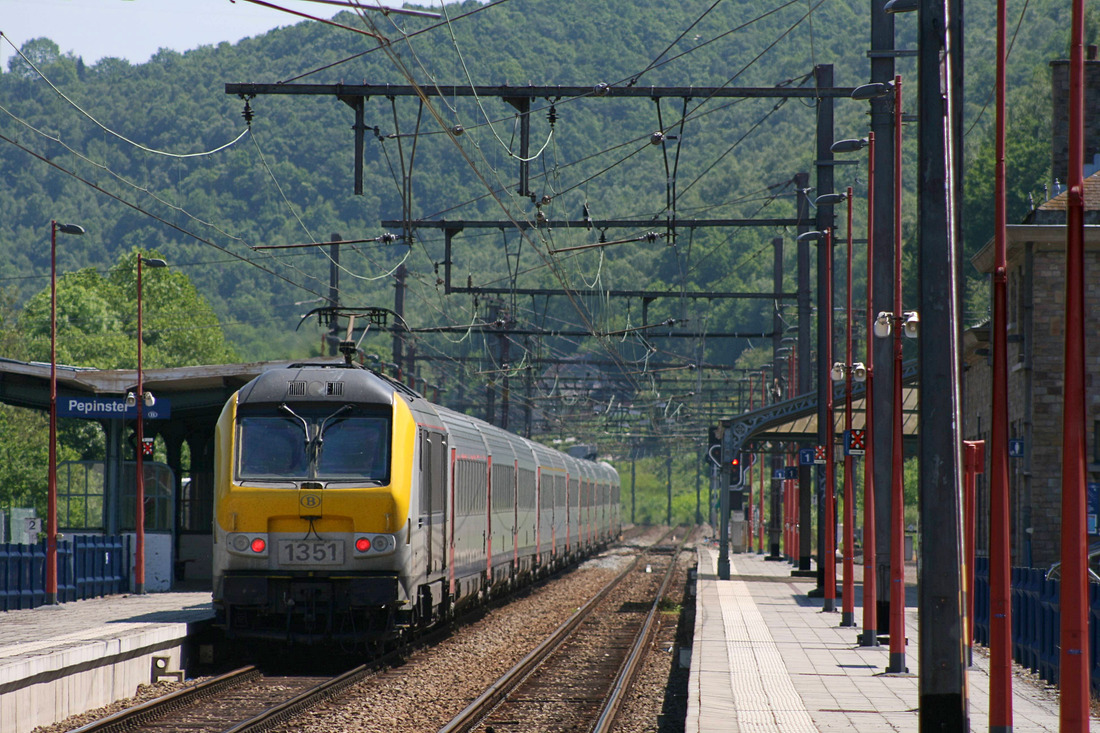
left=831, top=132, right=879, bottom=646
left=47, top=221, right=85, bottom=605
left=853, top=73, right=909, bottom=673
left=817, top=189, right=864, bottom=629
left=797, top=228, right=837, bottom=613
left=1061, top=0, right=1090, bottom=726
left=755, top=370, right=766, bottom=555
left=988, top=0, right=1015, bottom=719
left=127, top=253, right=167, bottom=595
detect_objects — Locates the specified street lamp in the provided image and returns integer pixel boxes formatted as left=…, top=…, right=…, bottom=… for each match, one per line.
left=127, top=253, right=167, bottom=595
left=48, top=220, right=85, bottom=605
left=797, top=228, right=837, bottom=613
left=835, top=137, right=879, bottom=650
left=821, top=187, right=861, bottom=629
left=852, top=73, right=908, bottom=671
left=883, top=0, right=919, bottom=12
left=1061, top=0, right=1090, bottom=725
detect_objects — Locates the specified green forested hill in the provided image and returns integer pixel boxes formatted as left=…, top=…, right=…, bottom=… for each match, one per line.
left=0, top=0, right=1087, bottom=419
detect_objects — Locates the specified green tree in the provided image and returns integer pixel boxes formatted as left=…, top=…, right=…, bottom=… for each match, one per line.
left=4, top=252, right=238, bottom=517
left=18, top=249, right=237, bottom=369
left=962, top=71, right=1052, bottom=266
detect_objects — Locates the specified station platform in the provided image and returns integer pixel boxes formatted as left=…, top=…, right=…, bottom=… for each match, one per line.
left=0, top=591, right=213, bottom=733
left=685, top=545, right=1088, bottom=732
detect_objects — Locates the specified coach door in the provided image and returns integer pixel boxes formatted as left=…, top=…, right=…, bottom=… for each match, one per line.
left=420, top=431, right=447, bottom=574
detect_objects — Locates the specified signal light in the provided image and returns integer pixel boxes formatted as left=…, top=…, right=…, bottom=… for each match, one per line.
left=356, top=537, right=372, bottom=552
left=729, top=451, right=743, bottom=488
left=250, top=537, right=266, bottom=554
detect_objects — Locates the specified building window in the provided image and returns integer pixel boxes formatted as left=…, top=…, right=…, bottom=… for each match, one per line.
left=179, top=477, right=212, bottom=532
left=56, top=461, right=106, bottom=530
left=120, top=461, right=174, bottom=532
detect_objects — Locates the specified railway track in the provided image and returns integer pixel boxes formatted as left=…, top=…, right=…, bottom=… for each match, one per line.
left=68, top=665, right=370, bottom=733
left=60, top=527, right=689, bottom=733
left=438, top=529, right=690, bottom=733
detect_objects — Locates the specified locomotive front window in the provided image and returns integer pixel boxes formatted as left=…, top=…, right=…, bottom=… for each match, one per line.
left=236, top=410, right=390, bottom=484
left=316, top=417, right=390, bottom=480
left=238, top=417, right=309, bottom=479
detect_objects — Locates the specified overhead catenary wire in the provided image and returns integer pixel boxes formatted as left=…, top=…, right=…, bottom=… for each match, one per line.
left=0, top=130, right=328, bottom=302
left=0, top=32, right=251, bottom=159
left=14, top=0, right=828, bottom=430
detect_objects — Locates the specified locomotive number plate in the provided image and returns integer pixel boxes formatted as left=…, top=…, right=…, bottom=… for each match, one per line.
left=277, top=540, right=345, bottom=566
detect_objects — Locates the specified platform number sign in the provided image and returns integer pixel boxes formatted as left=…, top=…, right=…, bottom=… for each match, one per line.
left=845, top=429, right=866, bottom=456
left=799, top=448, right=816, bottom=466
left=1089, top=483, right=1100, bottom=535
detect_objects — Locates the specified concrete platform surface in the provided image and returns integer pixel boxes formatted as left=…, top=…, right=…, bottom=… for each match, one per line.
left=686, top=545, right=1094, bottom=732
left=0, top=591, right=212, bottom=733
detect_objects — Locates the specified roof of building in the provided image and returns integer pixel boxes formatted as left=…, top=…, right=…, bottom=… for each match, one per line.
left=1033, top=170, right=1100, bottom=212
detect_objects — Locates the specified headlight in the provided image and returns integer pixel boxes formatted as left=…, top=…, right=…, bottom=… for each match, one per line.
left=226, top=532, right=268, bottom=557
left=352, top=533, right=395, bottom=557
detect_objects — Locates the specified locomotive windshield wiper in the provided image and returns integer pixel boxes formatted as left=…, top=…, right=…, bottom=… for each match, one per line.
left=316, top=405, right=354, bottom=448
left=279, top=403, right=310, bottom=445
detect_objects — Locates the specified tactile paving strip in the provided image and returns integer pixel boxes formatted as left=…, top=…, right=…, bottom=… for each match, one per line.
left=719, top=565, right=817, bottom=732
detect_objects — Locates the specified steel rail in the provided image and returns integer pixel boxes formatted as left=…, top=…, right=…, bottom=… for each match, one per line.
left=223, top=664, right=371, bottom=733
left=67, top=667, right=260, bottom=733
left=437, top=529, right=677, bottom=733
left=592, top=533, right=690, bottom=733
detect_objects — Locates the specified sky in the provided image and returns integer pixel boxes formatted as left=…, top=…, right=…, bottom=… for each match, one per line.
left=1, top=0, right=347, bottom=68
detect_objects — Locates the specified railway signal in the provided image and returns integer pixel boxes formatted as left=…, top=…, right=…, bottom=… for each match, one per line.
left=729, top=452, right=744, bottom=488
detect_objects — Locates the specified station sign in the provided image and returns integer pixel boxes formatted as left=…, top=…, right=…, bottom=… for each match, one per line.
left=57, top=394, right=171, bottom=420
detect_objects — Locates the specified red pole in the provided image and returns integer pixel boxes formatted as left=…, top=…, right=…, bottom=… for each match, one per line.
left=786, top=461, right=793, bottom=561
left=861, top=132, right=879, bottom=647
left=748, top=373, right=757, bottom=553
left=47, top=222, right=59, bottom=606
left=760, top=369, right=768, bottom=554
left=887, top=74, right=907, bottom=675
left=1060, top=0, right=1090, bottom=726
left=823, top=227, right=837, bottom=613
left=135, top=254, right=146, bottom=595
left=841, top=188, right=856, bottom=628
left=788, top=355, right=797, bottom=563
left=792, top=450, right=799, bottom=561
left=989, top=0, right=1014, bottom=721
left=963, top=440, right=983, bottom=664
left=747, top=440, right=754, bottom=553
left=758, top=440, right=765, bottom=553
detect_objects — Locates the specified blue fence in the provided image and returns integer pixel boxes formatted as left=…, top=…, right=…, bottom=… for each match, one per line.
left=0, top=535, right=131, bottom=611
left=974, top=557, right=1100, bottom=692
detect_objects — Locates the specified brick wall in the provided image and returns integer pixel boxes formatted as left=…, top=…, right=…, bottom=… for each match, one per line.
left=965, top=237, right=1100, bottom=568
